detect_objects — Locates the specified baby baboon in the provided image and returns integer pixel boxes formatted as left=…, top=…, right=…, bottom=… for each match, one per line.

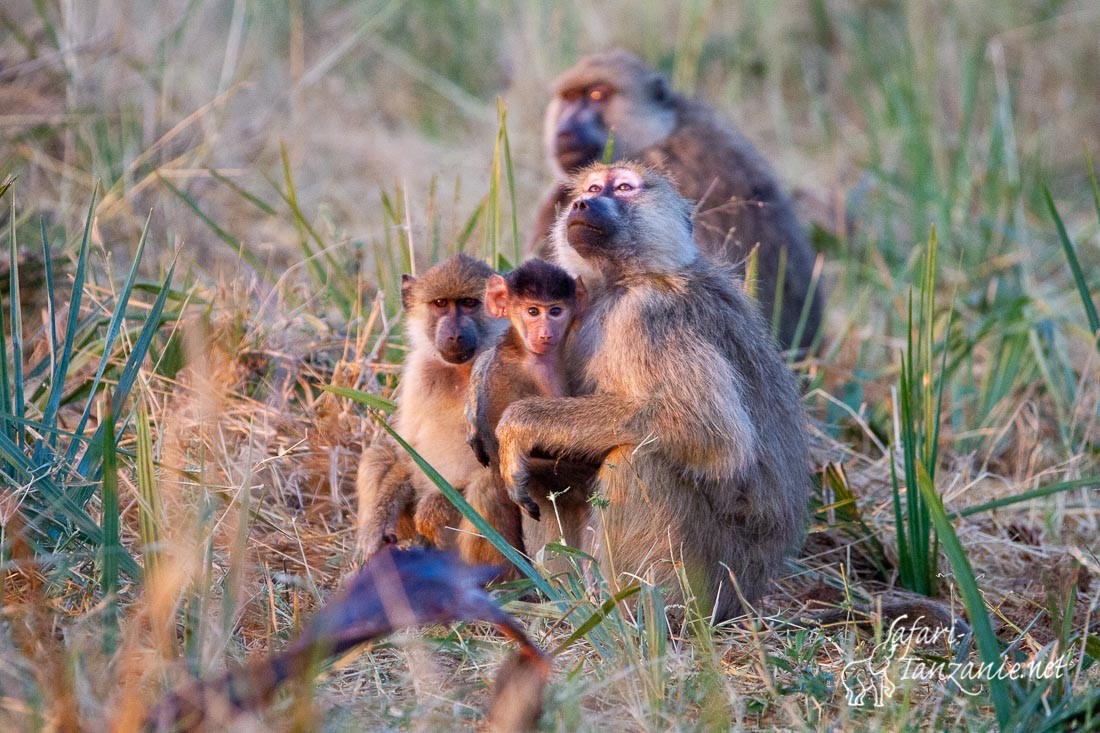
left=467, top=259, right=586, bottom=517
left=356, top=254, right=500, bottom=560
left=458, top=259, right=589, bottom=571
left=497, top=162, right=811, bottom=621
left=533, top=49, right=824, bottom=354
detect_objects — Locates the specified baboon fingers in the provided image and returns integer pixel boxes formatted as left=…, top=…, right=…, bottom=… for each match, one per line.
left=520, top=497, right=540, bottom=522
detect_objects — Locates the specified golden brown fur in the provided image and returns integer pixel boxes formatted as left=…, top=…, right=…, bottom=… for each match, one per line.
left=459, top=260, right=588, bottom=575
left=355, top=254, right=501, bottom=560
left=498, top=163, right=812, bottom=620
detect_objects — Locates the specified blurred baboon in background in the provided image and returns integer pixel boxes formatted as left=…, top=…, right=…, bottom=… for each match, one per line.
left=498, top=162, right=811, bottom=621
left=533, top=49, right=824, bottom=355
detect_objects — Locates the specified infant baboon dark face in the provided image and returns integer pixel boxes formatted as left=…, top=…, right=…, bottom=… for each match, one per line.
left=565, top=167, right=644, bottom=252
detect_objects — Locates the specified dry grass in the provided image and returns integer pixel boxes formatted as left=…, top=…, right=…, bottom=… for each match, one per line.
left=2, top=1, right=1099, bottom=731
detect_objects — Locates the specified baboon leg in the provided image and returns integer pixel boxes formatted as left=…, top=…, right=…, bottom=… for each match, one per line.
left=413, top=489, right=461, bottom=549
left=456, top=472, right=524, bottom=580
left=356, top=439, right=415, bottom=561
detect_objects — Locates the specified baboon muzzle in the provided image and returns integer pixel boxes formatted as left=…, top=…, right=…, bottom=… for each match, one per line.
left=567, top=196, right=618, bottom=249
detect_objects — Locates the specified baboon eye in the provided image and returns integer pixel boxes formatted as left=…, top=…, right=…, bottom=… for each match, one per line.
left=460, top=298, right=479, bottom=308
left=562, top=89, right=582, bottom=103
left=615, top=182, right=634, bottom=192
left=549, top=306, right=563, bottom=317
left=586, top=183, right=602, bottom=193
left=432, top=298, right=448, bottom=308
left=588, top=85, right=611, bottom=102
left=527, top=306, right=541, bottom=317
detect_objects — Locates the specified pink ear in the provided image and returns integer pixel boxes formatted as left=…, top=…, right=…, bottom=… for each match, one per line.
left=485, top=274, right=509, bottom=318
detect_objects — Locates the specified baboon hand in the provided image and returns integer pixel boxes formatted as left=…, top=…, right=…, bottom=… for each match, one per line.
left=356, top=523, right=399, bottom=564
left=512, top=484, right=541, bottom=521
left=469, top=434, right=491, bottom=468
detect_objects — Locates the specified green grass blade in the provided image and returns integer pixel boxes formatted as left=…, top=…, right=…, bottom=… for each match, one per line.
left=322, top=384, right=556, bottom=599
left=275, top=142, right=349, bottom=314
left=1087, top=150, right=1100, bottom=223
left=40, top=219, right=58, bottom=387
left=1043, top=186, right=1099, bottom=347
left=100, top=398, right=120, bottom=599
left=454, top=197, right=485, bottom=253
left=64, top=210, right=152, bottom=463
left=8, top=197, right=24, bottom=447
left=158, top=173, right=266, bottom=273
left=78, top=257, right=178, bottom=481
left=550, top=584, right=642, bottom=656
left=914, top=462, right=1012, bottom=728
left=42, top=188, right=97, bottom=440
left=496, top=98, right=521, bottom=265
left=321, top=385, right=396, bottom=413
left=135, top=400, right=162, bottom=578
left=952, top=477, right=1099, bottom=518
left=206, top=167, right=276, bottom=215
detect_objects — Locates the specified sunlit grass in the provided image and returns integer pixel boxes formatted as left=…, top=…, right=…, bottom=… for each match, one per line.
left=0, top=1, right=1098, bottom=730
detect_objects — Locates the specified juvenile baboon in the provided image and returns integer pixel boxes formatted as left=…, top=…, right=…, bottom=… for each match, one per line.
left=497, top=162, right=811, bottom=621
left=356, top=254, right=501, bottom=560
left=533, top=49, right=824, bottom=354
left=467, top=259, right=587, bottom=517
left=458, top=259, right=590, bottom=571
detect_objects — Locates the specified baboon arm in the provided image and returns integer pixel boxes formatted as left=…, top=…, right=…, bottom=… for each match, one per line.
left=496, top=395, right=641, bottom=493
left=465, top=351, right=496, bottom=468
left=356, top=437, right=415, bottom=560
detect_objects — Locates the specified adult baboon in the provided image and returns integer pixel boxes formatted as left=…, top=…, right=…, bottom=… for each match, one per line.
left=355, top=254, right=501, bottom=560
left=497, top=163, right=811, bottom=620
left=533, top=49, right=824, bottom=354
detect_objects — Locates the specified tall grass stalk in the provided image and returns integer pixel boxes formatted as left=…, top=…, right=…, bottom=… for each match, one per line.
left=890, top=227, right=946, bottom=596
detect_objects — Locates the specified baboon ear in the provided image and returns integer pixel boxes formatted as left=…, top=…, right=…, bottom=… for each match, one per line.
left=573, top=276, right=588, bottom=316
left=400, top=274, right=416, bottom=311
left=485, top=274, right=510, bottom=319
left=648, top=74, right=670, bottom=104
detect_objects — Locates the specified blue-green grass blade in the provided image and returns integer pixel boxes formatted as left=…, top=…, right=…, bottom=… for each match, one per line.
left=40, top=219, right=58, bottom=388
left=64, top=210, right=152, bottom=464
left=915, top=462, right=1012, bottom=727
left=0, top=430, right=140, bottom=578
left=78, top=257, right=178, bottom=482
left=9, top=198, right=24, bottom=447
left=42, top=188, right=97, bottom=444
left=1043, top=186, right=1099, bottom=346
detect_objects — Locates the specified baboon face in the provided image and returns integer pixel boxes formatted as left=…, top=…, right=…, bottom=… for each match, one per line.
left=566, top=167, right=644, bottom=251
left=423, top=295, right=484, bottom=363
left=485, top=261, right=583, bottom=356
left=401, top=254, right=494, bottom=364
left=560, top=164, right=694, bottom=275
left=545, top=51, right=678, bottom=177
